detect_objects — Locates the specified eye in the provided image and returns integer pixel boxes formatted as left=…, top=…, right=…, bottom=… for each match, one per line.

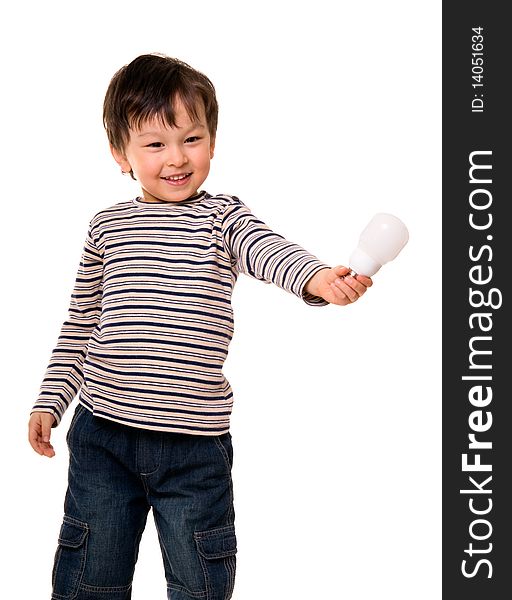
left=146, top=142, right=164, bottom=148
left=185, top=136, right=201, bottom=143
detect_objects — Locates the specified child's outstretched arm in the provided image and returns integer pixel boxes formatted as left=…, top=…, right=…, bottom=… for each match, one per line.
left=304, top=265, right=373, bottom=306
left=223, top=197, right=373, bottom=307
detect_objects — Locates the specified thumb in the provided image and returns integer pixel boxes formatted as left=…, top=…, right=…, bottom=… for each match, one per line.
left=41, top=420, right=52, bottom=443
left=334, top=265, right=350, bottom=276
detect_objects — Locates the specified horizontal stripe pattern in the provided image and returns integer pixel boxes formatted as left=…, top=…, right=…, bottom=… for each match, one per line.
left=31, top=191, right=330, bottom=434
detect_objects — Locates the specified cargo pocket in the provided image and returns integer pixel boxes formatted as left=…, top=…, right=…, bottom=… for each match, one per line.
left=194, top=524, right=237, bottom=600
left=51, top=515, right=89, bottom=599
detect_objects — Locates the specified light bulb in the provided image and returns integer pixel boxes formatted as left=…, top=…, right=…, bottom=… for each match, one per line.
left=349, top=213, right=409, bottom=277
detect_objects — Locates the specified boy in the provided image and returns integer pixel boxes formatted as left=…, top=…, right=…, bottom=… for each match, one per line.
left=28, top=53, right=372, bottom=600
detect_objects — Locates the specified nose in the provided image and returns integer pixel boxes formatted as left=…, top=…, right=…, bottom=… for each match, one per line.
left=165, top=144, right=188, bottom=168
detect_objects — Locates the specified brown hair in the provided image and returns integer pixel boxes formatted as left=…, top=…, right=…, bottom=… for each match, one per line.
left=103, top=53, right=218, bottom=178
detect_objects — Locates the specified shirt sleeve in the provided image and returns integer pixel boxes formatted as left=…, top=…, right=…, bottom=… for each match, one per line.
left=222, top=196, right=330, bottom=307
left=30, top=224, right=103, bottom=427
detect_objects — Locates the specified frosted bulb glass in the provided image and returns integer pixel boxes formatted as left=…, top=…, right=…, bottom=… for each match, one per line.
left=349, top=213, right=409, bottom=277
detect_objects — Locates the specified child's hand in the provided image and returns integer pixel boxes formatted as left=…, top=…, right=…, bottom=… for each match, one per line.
left=28, top=412, right=57, bottom=458
left=306, top=265, right=373, bottom=306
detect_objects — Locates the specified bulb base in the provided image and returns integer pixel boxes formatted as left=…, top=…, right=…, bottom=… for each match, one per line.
left=349, top=248, right=382, bottom=277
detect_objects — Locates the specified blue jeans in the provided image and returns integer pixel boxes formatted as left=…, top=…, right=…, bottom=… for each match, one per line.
left=51, top=403, right=237, bottom=600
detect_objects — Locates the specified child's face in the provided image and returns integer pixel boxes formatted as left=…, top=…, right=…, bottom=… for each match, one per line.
left=111, top=97, right=215, bottom=203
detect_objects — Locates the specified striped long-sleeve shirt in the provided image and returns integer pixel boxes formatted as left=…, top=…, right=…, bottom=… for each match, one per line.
left=31, top=191, right=330, bottom=435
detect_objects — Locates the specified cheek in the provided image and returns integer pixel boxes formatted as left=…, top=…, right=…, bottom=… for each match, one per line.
left=135, top=156, right=160, bottom=175
left=196, top=150, right=212, bottom=170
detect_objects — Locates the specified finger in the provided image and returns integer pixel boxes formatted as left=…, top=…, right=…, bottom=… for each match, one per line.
left=329, top=282, right=350, bottom=305
left=40, top=438, right=55, bottom=458
left=343, top=275, right=368, bottom=297
left=355, top=274, right=373, bottom=287
left=40, top=423, right=56, bottom=458
left=28, top=423, right=43, bottom=455
left=334, top=278, right=358, bottom=303
left=30, top=415, right=56, bottom=457
left=43, top=444, right=56, bottom=458
left=41, top=420, right=52, bottom=445
left=333, top=265, right=350, bottom=277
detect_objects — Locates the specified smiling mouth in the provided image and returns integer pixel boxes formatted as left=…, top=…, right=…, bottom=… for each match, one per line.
left=162, top=173, right=192, bottom=181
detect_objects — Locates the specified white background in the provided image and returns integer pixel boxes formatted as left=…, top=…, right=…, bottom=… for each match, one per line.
left=1, top=1, right=441, bottom=598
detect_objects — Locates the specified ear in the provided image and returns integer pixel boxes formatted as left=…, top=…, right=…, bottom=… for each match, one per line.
left=209, top=137, right=216, bottom=160
left=110, top=144, right=132, bottom=173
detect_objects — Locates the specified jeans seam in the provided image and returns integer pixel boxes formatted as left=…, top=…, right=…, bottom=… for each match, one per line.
left=167, top=582, right=208, bottom=598
left=78, top=582, right=133, bottom=592
left=154, top=516, right=208, bottom=598
left=212, top=437, right=235, bottom=523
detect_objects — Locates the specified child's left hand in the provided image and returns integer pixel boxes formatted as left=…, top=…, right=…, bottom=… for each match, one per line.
left=306, top=265, right=373, bottom=306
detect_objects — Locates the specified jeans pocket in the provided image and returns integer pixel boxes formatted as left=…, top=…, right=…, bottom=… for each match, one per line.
left=212, top=433, right=233, bottom=473
left=194, top=524, right=237, bottom=600
left=51, top=514, right=89, bottom=599
left=65, top=403, right=86, bottom=446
